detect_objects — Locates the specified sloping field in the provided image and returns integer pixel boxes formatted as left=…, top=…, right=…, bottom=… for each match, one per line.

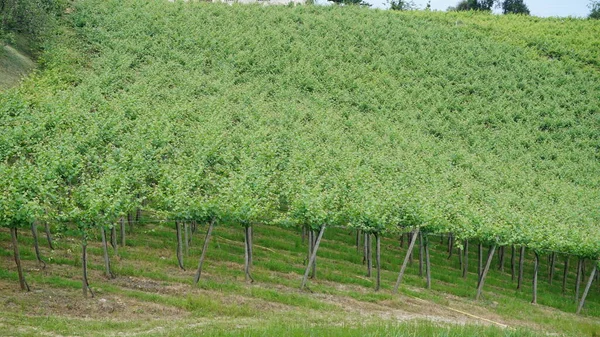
left=3, top=0, right=599, bottom=254
left=1, top=1, right=600, bottom=336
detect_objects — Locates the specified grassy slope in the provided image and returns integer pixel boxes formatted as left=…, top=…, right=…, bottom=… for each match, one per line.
left=12, top=0, right=599, bottom=257
left=0, top=218, right=599, bottom=336
left=2, top=3, right=600, bottom=337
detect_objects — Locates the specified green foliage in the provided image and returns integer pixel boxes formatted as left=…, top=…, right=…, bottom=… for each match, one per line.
left=501, top=0, right=530, bottom=15
left=589, top=1, right=600, bottom=19
left=0, top=0, right=67, bottom=45
left=448, top=0, right=495, bottom=11
left=328, top=0, right=371, bottom=6
left=1, top=2, right=600, bottom=260
left=439, top=11, right=600, bottom=69
left=389, top=0, right=417, bottom=11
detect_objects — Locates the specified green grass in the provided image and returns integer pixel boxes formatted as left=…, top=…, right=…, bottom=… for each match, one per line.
left=1, top=220, right=599, bottom=336
left=182, top=321, right=542, bottom=337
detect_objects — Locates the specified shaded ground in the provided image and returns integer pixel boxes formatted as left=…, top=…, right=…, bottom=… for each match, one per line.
left=0, top=44, right=35, bottom=90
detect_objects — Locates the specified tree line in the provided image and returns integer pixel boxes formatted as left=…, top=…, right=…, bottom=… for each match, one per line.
left=389, top=0, right=600, bottom=18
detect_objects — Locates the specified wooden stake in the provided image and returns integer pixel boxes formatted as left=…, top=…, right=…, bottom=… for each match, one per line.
left=176, top=221, right=185, bottom=270
left=248, top=225, right=253, bottom=266
left=82, top=233, right=93, bottom=298
left=408, top=232, right=414, bottom=265
left=517, top=246, right=525, bottom=290
left=127, top=212, right=134, bottom=234
left=575, top=258, right=583, bottom=302
left=458, top=244, right=463, bottom=273
left=100, top=227, right=114, bottom=279
left=549, top=252, right=556, bottom=285
left=363, top=232, right=368, bottom=265
left=184, top=222, right=189, bottom=256
left=375, top=232, right=381, bottom=291
left=244, top=226, right=254, bottom=282
left=194, top=219, right=215, bottom=284
left=425, top=234, right=431, bottom=289
left=562, top=256, right=569, bottom=295
left=419, top=232, right=424, bottom=277
left=301, top=225, right=326, bottom=289
left=44, top=222, right=54, bottom=250
left=511, top=245, right=516, bottom=281
left=366, top=233, right=372, bottom=277
left=478, top=242, right=483, bottom=278
left=394, top=228, right=419, bottom=293
left=475, top=244, right=497, bottom=300
left=120, top=217, right=126, bottom=247
left=447, top=233, right=454, bottom=259
left=308, top=228, right=313, bottom=266
left=532, top=251, right=539, bottom=304
left=10, top=228, right=29, bottom=291
left=110, top=225, right=118, bottom=255
left=462, top=239, right=468, bottom=278
left=31, top=222, right=46, bottom=269
left=311, top=229, right=317, bottom=279
left=576, top=262, right=597, bottom=314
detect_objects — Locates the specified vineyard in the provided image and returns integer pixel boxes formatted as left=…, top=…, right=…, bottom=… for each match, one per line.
left=1, top=0, right=600, bottom=335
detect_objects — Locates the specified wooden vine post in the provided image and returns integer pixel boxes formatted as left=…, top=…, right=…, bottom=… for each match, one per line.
left=111, top=225, right=118, bottom=256
left=576, top=260, right=598, bottom=314
left=244, top=225, right=254, bottom=282
left=375, top=232, right=381, bottom=291
left=301, top=225, right=326, bottom=289
left=100, top=226, right=114, bottom=279
left=425, top=233, right=431, bottom=289
left=366, top=233, right=372, bottom=277
left=548, top=252, right=556, bottom=285
left=562, top=256, right=569, bottom=295
left=31, top=221, right=46, bottom=268
left=184, top=222, right=190, bottom=256
left=11, top=227, right=30, bottom=291
left=575, top=258, right=583, bottom=302
left=475, top=244, right=497, bottom=300
left=44, top=222, right=55, bottom=250
left=394, top=227, right=419, bottom=293
left=120, top=217, right=126, bottom=247
left=311, top=229, right=318, bottom=279
left=510, top=245, right=516, bottom=281
left=176, top=221, right=185, bottom=270
left=419, top=231, right=424, bottom=277
left=517, top=246, right=525, bottom=290
left=194, top=218, right=215, bottom=284
left=462, top=239, right=468, bottom=278
left=478, top=242, right=483, bottom=278
left=81, top=231, right=93, bottom=298
left=532, top=251, right=539, bottom=304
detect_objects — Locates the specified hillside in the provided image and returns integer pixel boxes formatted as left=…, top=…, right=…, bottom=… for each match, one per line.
left=1, top=1, right=600, bottom=336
